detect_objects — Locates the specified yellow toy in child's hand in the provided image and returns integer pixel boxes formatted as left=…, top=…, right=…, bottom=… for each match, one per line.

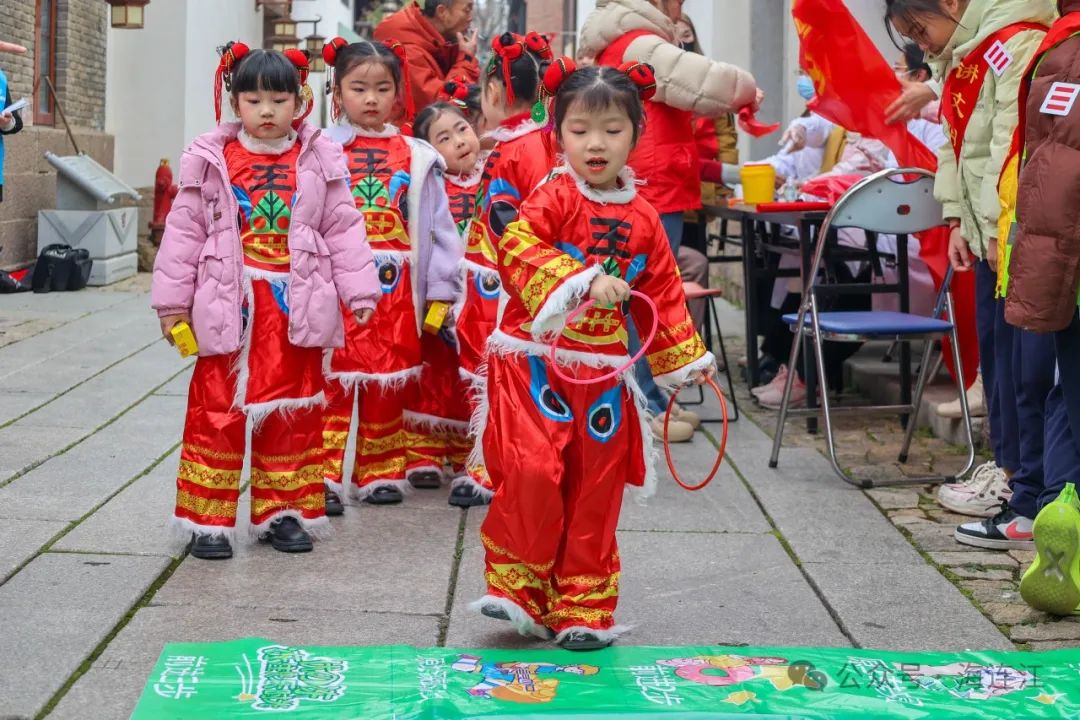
left=170, top=322, right=199, bottom=358
left=424, top=301, right=451, bottom=334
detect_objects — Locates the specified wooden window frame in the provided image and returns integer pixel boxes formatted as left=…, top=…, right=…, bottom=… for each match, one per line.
left=34, top=0, right=58, bottom=126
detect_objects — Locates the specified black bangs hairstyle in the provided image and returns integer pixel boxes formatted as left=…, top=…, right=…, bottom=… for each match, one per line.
left=331, top=40, right=402, bottom=90
left=884, top=0, right=958, bottom=49
left=230, top=48, right=302, bottom=96
left=552, top=65, right=645, bottom=144
left=421, top=0, right=455, bottom=17
left=413, top=101, right=469, bottom=143
left=487, top=34, right=549, bottom=108
left=902, top=42, right=932, bottom=79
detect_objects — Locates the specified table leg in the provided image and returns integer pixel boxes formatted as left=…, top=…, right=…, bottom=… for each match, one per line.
left=800, top=218, right=819, bottom=434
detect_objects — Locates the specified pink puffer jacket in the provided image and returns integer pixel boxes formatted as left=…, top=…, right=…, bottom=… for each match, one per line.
left=152, top=122, right=380, bottom=356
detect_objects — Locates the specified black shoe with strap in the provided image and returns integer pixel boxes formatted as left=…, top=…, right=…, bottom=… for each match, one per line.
left=558, top=630, right=612, bottom=652
left=364, top=485, right=404, bottom=505
left=324, top=487, right=344, bottom=516
left=448, top=484, right=490, bottom=508
left=408, top=471, right=443, bottom=489
left=190, top=533, right=233, bottom=560
left=260, top=516, right=313, bottom=553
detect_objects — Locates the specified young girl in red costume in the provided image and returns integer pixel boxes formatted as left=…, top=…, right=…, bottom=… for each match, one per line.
left=454, top=31, right=558, bottom=506
left=471, top=60, right=714, bottom=650
left=409, top=97, right=488, bottom=506
left=152, top=44, right=378, bottom=559
left=320, top=38, right=463, bottom=509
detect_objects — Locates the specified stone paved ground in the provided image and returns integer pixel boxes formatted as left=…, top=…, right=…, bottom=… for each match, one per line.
left=0, top=279, right=1048, bottom=719
left=723, top=334, right=1080, bottom=654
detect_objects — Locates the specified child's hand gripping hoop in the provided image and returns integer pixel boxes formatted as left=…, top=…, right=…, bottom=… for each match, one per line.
left=548, top=291, right=658, bottom=386
left=664, top=377, right=728, bottom=491
left=548, top=291, right=729, bottom=490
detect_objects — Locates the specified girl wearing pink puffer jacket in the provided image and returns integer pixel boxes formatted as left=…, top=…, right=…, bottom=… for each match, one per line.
left=151, top=43, right=379, bottom=560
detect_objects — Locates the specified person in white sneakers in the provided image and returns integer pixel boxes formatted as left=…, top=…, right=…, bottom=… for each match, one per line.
left=938, top=460, right=1011, bottom=517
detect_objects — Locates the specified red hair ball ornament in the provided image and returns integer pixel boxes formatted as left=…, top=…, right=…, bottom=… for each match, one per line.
left=214, top=41, right=250, bottom=124
left=283, top=48, right=314, bottom=125
left=322, top=36, right=349, bottom=122
left=542, top=56, right=577, bottom=96
left=388, top=40, right=417, bottom=122
left=441, top=80, right=469, bottom=104
left=524, top=31, right=553, bottom=61
left=490, top=33, right=525, bottom=106
left=618, top=61, right=657, bottom=102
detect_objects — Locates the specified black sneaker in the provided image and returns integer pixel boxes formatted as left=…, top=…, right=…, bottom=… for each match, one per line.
left=260, top=517, right=313, bottom=553
left=324, top=488, right=344, bottom=516
left=408, top=471, right=443, bottom=489
left=448, top=484, right=490, bottom=508
left=954, top=500, right=1034, bottom=550
left=190, top=533, right=232, bottom=560
left=363, top=485, right=404, bottom=505
left=558, top=630, right=611, bottom=651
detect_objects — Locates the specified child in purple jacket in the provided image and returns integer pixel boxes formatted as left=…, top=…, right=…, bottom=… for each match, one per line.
left=151, top=43, right=379, bottom=560
left=319, top=38, right=463, bottom=510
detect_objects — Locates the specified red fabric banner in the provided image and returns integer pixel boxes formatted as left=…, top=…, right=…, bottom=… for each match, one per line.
left=793, top=0, right=978, bottom=389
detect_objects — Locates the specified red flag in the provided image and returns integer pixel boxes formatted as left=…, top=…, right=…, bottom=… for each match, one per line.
left=793, top=0, right=978, bottom=389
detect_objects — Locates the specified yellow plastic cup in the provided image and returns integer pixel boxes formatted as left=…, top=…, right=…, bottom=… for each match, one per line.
left=740, top=163, right=776, bottom=205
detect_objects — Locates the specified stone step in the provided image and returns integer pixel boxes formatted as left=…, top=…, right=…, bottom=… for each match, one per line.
left=843, top=342, right=986, bottom=450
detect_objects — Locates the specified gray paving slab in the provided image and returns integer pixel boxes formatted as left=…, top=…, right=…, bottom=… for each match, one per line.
left=154, top=504, right=460, bottom=615
left=0, top=517, right=68, bottom=583
left=0, top=423, right=87, bottom=481
left=48, top=604, right=441, bottom=720
left=0, top=552, right=171, bottom=719
left=0, top=315, right=161, bottom=394
left=722, top=418, right=928, bottom=565
left=0, top=294, right=149, bottom=379
left=0, top=394, right=186, bottom=521
left=449, top=517, right=848, bottom=648
left=153, top=364, right=194, bottom=396
left=803, top=561, right=1014, bottom=651
left=53, top=450, right=187, bottom=558
left=619, top=440, right=769, bottom=533
left=0, top=391, right=52, bottom=426
left=16, top=341, right=190, bottom=429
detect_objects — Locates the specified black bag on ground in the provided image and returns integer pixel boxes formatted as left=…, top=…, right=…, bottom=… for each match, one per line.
left=31, top=244, right=92, bottom=293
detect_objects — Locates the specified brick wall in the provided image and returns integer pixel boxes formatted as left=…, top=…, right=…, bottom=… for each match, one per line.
left=0, top=0, right=113, bottom=269
left=526, top=0, right=567, bottom=55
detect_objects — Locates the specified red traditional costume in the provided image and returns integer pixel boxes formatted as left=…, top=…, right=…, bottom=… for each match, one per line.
left=175, top=135, right=328, bottom=540
left=322, top=124, right=462, bottom=500
left=404, top=164, right=484, bottom=481
left=472, top=167, right=713, bottom=643
left=453, top=115, right=557, bottom=499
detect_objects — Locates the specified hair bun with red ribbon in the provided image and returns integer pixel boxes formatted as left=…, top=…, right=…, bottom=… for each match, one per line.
left=323, top=36, right=348, bottom=67
left=214, top=41, right=251, bottom=124
left=491, top=33, right=525, bottom=61
left=618, top=61, right=657, bottom=102
left=283, top=48, right=310, bottom=84
left=442, top=80, right=469, bottom=103
left=524, top=31, right=553, bottom=61
left=542, top=56, right=577, bottom=97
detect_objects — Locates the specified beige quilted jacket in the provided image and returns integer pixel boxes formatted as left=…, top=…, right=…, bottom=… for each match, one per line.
left=578, top=0, right=758, bottom=117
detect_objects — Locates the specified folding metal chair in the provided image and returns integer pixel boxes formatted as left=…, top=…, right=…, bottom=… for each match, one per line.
left=767, top=168, right=976, bottom=488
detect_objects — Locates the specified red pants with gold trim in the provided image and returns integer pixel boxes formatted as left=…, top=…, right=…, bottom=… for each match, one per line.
left=404, top=332, right=471, bottom=477
left=323, top=378, right=415, bottom=498
left=479, top=351, right=645, bottom=634
left=174, top=355, right=326, bottom=535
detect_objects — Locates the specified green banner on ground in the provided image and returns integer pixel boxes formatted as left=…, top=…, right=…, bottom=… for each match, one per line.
left=131, top=639, right=1079, bottom=718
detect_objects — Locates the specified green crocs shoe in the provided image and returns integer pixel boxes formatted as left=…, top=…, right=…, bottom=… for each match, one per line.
left=1020, top=483, right=1080, bottom=616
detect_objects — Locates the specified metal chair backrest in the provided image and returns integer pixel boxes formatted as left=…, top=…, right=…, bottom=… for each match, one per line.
left=829, top=168, right=942, bottom=236
left=802, top=167, right=944, bottom=301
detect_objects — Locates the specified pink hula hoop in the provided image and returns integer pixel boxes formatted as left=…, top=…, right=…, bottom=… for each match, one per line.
left=548, top=291, right=658, bottom=386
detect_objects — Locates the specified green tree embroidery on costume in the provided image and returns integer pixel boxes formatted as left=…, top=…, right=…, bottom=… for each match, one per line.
left=250, top=192, right=291, bottom=234
left=354, top=176, right=390, bottom=209
left=602, top=257, right=622, bottom=278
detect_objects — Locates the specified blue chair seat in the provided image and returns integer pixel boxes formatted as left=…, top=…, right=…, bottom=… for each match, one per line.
left=782, top=311, right=953, bottom=336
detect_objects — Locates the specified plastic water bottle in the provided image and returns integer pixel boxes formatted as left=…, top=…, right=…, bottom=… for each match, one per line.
left=780, top=177, right=800, bottom=203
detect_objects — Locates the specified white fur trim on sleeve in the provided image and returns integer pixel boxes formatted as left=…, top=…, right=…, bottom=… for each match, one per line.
left=653, top=351, right=716, bottom=390
left=530, top=264, right=604, bottom=341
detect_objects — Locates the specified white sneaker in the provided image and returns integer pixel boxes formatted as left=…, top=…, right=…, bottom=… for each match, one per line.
left=752, top=364, right=788, bottom=399
left=650, top=416, right=694, bottom=443
left=937, top=461, right=1012, bottom=517
left=670, top=403, right=701, bottom=429
left=936, top=373, right=987, bottom=419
